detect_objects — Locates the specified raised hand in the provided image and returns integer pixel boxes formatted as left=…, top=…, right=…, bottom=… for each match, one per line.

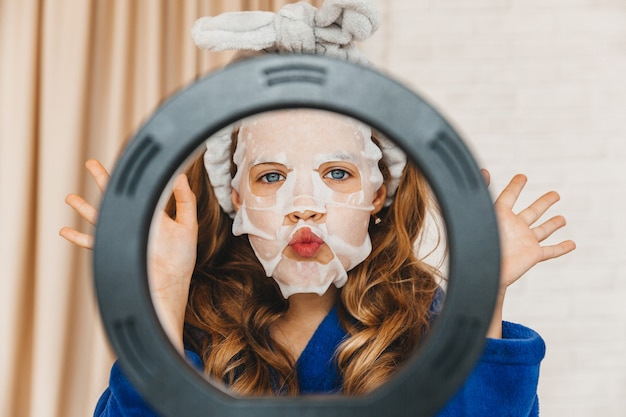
left=60, top=160, right=198, bottom=351
left=483, top=170, right=576, bottom=338
left=490, top=172, right=576, bottom=290
left=147, top=174, right=198, bottom=351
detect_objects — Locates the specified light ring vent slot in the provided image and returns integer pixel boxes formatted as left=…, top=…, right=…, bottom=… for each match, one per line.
left=115, top=135, right=161, bottom=196
left=112, top=317, right=157, bottom=383
left=263, top=63, right=327, bottom=86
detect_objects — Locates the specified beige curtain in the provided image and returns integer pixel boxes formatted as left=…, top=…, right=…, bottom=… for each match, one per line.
left=0, top=1, right=320, bottom=416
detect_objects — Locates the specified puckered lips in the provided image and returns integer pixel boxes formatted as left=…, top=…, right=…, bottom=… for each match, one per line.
left=288, top=227, right=325, bottom=258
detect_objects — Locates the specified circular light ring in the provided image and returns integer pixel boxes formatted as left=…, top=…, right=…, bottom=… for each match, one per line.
left=94, top=54, right=500, bottom=417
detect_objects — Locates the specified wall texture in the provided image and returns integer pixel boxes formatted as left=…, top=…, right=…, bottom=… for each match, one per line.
left=362, top=1, right=626, bottom=416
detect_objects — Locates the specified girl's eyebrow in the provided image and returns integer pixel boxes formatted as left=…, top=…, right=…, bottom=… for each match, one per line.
left=249, top=162, right=294, bottom=176
left=315, top=152, right=359, bottom=164
left=251, top=152, right=289, bottom=167
left=251, top=162, right=287, bottom=169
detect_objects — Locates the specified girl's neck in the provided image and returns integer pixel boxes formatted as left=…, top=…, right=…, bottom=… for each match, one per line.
left=271, top=286, right=339, bottom=361
left=285, top=286, right=338, bottom=321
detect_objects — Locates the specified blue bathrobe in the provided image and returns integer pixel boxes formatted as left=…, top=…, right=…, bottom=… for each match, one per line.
left=94, top=306, right=545, bottom=417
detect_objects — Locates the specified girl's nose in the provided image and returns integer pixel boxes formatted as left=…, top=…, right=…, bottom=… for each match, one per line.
left=286, top=210, right=325, bottom=224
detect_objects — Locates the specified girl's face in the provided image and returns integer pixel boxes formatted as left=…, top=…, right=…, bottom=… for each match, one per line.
left=231, top=109, right=386, bottom=298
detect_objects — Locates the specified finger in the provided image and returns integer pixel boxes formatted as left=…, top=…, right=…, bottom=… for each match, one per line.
left=59, top=227, right=94, bottom=249
left=173, top=174, right=197, bottom=227
left=65, top=193, right=98, bottom=225
left=539, top=239, right=576, bottom=262
left=85, top=159, right=110, bottom=193
left=494, top=174, right=527, bottom=209
left=480, top=169, right=491, bottom=187
left=518, top=191, right=560, bottom=226
left=533, top=215, right=567, bottom=242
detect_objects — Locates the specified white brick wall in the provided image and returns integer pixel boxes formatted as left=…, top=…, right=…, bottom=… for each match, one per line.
left=362, top=1, right=626, bottom=415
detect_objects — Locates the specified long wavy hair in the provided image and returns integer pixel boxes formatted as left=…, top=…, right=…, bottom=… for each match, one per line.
left=170, top=132, right=441, bottom=396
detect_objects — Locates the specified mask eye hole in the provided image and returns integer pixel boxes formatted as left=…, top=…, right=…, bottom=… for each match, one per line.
left=319, top=162, right=361, bottom=193
left=249, top=163, right=289, bottom=196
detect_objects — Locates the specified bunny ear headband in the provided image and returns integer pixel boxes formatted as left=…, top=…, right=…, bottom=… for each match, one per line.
left=191, top=0, right=407, bottom=218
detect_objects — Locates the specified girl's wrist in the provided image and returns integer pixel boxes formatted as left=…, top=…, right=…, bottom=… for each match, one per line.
left=485, top=289, right=506, bottom=339
left=151, top=296, right=186, bottom=353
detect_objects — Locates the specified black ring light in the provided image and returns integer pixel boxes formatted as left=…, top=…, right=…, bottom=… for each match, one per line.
left=93, top=54, right=500, bottom=417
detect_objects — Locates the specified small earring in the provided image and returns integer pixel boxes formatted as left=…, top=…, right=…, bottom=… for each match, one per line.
left=373, top=215, right=382, bottom=225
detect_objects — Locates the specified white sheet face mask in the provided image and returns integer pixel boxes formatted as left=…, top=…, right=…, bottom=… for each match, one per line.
left=231, top=109, right=384, bottom=298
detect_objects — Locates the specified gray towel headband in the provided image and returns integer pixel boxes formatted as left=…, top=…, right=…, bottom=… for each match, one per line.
left=191, top=0, right=407, bottom=217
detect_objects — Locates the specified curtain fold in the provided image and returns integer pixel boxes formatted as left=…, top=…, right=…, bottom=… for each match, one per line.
left=0, top=1, right=299, bottom=416
left=0, top=1, right=42, bottom=416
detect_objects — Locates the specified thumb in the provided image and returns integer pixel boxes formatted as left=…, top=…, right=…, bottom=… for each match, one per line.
left=172, top=174, right=197, bottom=227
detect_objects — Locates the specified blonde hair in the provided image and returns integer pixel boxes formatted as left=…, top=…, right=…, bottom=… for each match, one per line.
left=173, top=134, right=440, bottom=396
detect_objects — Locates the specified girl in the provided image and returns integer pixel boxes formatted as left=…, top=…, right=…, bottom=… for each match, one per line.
left=60, top=2, right=576, bottom=415
left=61, top=109, right=574, bottom=416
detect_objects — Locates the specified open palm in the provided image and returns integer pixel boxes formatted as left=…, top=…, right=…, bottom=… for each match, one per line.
left=489, top=172, right=576, bottom=291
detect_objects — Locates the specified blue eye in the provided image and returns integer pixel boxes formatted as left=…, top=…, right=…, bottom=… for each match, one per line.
left=325, top=169, right=350, bottom=180
left=260, top=172, right=285, bottom=183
